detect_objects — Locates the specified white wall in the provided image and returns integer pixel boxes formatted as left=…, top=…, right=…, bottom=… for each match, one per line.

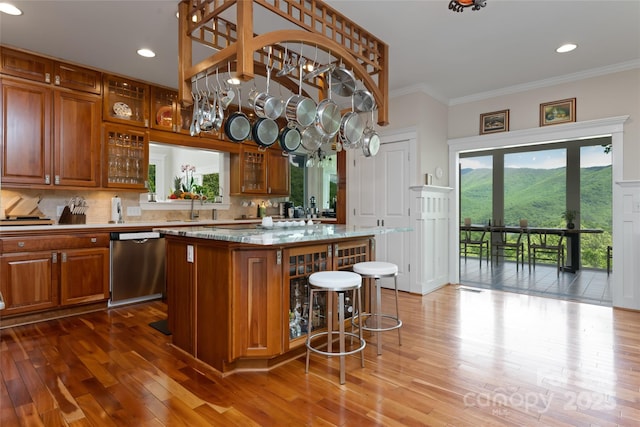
left=448, top=69, right=640, bottom=181
left=382, top=91, right=449, bottom=187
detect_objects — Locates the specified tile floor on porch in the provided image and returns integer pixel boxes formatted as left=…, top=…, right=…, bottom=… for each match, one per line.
left=458, top=256, right=612, bottom=306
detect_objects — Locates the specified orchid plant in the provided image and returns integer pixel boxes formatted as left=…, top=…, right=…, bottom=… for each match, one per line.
left=180, top=164, right=196, bottom=193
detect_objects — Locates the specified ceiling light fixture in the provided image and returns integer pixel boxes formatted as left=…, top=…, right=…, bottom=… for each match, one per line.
left=449, top=0, right=486, bottom=12
left=137, top=48, right=156, bottom=58
left=0, top=2, right=22, bottom=15
left=556, top=43, right=577, bottom=53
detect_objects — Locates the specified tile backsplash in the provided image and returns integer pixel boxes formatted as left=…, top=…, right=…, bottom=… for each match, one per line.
left=1, top=189, right=286, bottom=224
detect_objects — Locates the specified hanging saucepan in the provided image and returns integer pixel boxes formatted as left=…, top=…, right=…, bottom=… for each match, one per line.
left=224, top=87, right=251, bottom=143
left=362, top=110, right=380, bottom=157
left=300, top=125, right=324, bottom=152
left=279, top=123, right=301, bottom=153
left=314, top=68, right=341, bottom=138
left=353, top=86, right=376, bottom=113
left=254, top=51, right=284, bottom=120
left=252, top=117, right=279, bottom=148
left=339, top=94, right=365, bottom=149
left=330, top=63, right=357, bottom=97
left=285, top=58, right=317, bottom=128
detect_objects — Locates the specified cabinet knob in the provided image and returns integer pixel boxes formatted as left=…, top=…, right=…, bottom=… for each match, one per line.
left=61, top=253, right=67, bottom=263
left=17, top=241, right=25, bottom=248
left=90, top=237, right=97, bottom=243
left=45, top=73, right=51, bottom=83
left=54, top=75, right=61, bottom=86
left=54, top=175, right=60, bottom=185
left=52, top=253, right=57, bottom=263
left=45, top=174, right=51, bottom=184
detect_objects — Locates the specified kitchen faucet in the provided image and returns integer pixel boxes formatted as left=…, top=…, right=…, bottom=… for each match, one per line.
left=190, top=197, right=199, bottom=220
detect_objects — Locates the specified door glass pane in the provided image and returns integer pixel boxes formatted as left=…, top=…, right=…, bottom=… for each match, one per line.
left=504, top=149, right=565, bottom=227
left=460, top=155, right=492, bottom=226
left=580, top=144, right=612, bottom=269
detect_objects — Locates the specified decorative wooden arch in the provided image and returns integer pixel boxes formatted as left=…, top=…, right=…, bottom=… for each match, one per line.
left=178, top=0, right=389, bottom=125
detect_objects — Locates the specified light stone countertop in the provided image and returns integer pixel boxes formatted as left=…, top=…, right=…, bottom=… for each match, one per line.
left=154, top=223, right=411, bottom=246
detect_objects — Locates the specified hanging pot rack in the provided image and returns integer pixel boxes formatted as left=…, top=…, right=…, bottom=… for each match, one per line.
left=178, top=0, right=389, bottom=126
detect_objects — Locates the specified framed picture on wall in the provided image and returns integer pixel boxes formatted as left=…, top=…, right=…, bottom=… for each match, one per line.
left=540, top=98, right=576, bottom=126
left=480, top=109, right=509, bottom=135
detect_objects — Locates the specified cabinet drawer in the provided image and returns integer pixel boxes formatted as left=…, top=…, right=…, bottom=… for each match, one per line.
left=0, top=233, right=110, bottom=253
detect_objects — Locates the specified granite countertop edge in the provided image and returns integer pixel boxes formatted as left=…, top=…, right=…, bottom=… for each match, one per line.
left=153, top=224, right=412, bottom=246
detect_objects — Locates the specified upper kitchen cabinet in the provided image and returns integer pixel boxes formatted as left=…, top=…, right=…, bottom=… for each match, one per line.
left=0, top=77, right=100, bottom=188
left=230, top=145, right=290, bottom=196
left=150, top=86, right=192, bottom=134
left=103, top=124, right=148, bottom=190
left=0, top=46, right=101, bottom=94
left=103, top=74, right=149, bottom=128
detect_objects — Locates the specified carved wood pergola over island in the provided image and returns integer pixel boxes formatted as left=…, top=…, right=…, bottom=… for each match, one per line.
left=178, top=0, right=389, bottom=125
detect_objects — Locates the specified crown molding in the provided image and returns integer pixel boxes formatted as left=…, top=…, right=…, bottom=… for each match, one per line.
left=448, top=60, right=640, bottom=106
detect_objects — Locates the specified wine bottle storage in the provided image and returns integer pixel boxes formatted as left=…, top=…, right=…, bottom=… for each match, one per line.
left=287, top=245, right=330, bottom=339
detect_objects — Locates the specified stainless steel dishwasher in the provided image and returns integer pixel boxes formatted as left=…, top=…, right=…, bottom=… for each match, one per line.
left=109, top=231, right=165, bottom=307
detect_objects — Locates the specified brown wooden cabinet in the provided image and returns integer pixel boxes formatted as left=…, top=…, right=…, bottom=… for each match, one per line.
left=232, top=248, right=283, bottom=359
left=150, top=85, right=193, bottom=134
left=59, top=247, right=109, bottom=306
left=103, top=124, right=149, bottom=190
left=164, top=234, right=373, bottom=374
left=0, top=233, right=110, bottom=317
left=0, top=251, right=58, bottom=316
left=284, top=238, right=372, bottom=350
left=0, top=46, right=101, bottom=94
left=103, top=74, right=149, bottom=127
left=0, top=77, right=100, bottom=188
left=230, top=145, right=290, bottom=196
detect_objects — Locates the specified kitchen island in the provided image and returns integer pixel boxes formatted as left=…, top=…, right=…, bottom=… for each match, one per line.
left=154, top=223, right=408, bottom=375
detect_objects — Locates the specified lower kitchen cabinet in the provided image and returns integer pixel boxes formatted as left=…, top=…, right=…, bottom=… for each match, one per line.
left=231, top=248, right=283, bottom=359
left=0, top=251, right=58, bottom=316
left=59, top=247, right=109, bottom=306
left=0, top=233, right=110, bottom=317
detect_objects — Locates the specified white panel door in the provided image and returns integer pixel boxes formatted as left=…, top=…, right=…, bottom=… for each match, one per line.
left=348, top=135, right=413, bottom=291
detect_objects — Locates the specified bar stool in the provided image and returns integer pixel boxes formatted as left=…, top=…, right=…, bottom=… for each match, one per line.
left=352, top=261, right=402, bottom=355
left=305, top=271, right=366, bottom=384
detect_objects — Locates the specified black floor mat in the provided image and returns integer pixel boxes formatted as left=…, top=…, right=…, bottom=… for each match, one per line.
left=149, top=319, right=171, bottom=335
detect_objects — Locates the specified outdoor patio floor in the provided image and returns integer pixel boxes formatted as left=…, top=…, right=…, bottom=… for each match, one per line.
left=458, top=256, right=612, bottom=306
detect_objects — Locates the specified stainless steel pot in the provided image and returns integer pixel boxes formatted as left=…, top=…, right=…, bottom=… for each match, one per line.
left=254, top=62, right=283, bottom=120
left=300, top=125, right=324, bottom=152
left=285, top=58, right=317, bottom=128
left=314, top=70, right=341, bottom=137
left=361, top=126, right=380, bottom=157
left=330, top=64, right=356, bottom=97
left=285, top=95, right=317, bottom=128
left=338, top=95, right=364, bottom=148
left=252, top=117, right=279, bottom=148
left=353, top=88, right=376, bottom=112
left=278, top=124, right=302, bottom=153
left=224, top=88, right=250, bottom=143
left=362, top=110, right=380, bottom=157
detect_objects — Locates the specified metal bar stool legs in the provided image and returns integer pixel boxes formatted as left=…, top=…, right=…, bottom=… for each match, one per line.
left=305, top=271, right=366, bottom=384
left=352, top=262, right=402, bottom=356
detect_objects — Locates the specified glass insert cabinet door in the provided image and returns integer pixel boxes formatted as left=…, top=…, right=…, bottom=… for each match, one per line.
left=285, top=239, right=372, bottom=344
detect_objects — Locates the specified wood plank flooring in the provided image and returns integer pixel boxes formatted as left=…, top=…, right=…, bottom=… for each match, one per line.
left=1, top=285, right=639, bottom=426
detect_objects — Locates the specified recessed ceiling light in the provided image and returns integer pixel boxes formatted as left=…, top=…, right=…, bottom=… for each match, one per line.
left=0, top=2, right=22, bottom=15
left=137, top=48, right=156, bottom=58
left=556, top=43, right=577, bottom=53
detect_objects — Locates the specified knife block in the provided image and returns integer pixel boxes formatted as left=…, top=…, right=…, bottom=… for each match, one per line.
left=58, top=206, right=86, bottom=224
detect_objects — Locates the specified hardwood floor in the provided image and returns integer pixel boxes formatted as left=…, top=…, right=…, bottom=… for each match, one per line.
left=1, top=286, right=639, bottom=426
